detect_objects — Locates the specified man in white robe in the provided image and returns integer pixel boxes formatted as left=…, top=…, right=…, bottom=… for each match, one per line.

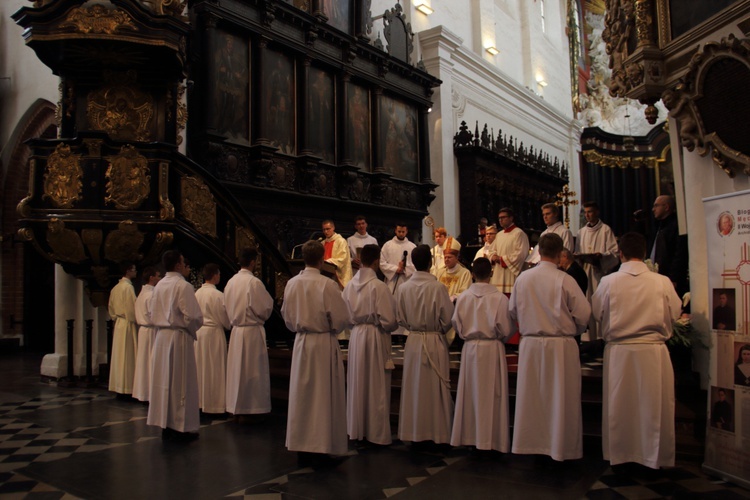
left=132, top=266, right=161, bottom=402
left=396, top=245, right=454, bottom=445
left=342, top=244, right=399, bottom=445
left=473, top=225, right=497, bottom=261
left=282, top=240, right=351, bottom=461
left=224, top=248, right=274, bottom=419
left=108, top=262, right=138, bottom=397
left=450, top=257, right=514, bottom=453
left=575, top=201, right=619, bottom=340
left=322, top=220, right=353, bottom=289
left=347, top=215, right=378, bottom=273
left=489, top=208, right=529, bottom=294
left=380, top=223, right=416, bottom=294
left=148, top=250, right=203, bottom=441
left=526, top=203, right=574, bottom=265
left=194, top=263, right=232, bottom=415
left=509, top=233, right=591, bottom=461
left=435, top=238, right=471, bottom=302
left=592, top=232, right=681, bottom=469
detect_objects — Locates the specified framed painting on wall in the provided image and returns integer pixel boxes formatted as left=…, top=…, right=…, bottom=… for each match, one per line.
left=346, top=83, right=370, bottom=170
left=321, top=0, right=351, bottom=34
left=208, top=31, right=249, bottom=141
left=307, top=66, right=335, bottom=163
left=378, top=94, right=418, bottom=181
left=261, top=48, right=296, bottom=155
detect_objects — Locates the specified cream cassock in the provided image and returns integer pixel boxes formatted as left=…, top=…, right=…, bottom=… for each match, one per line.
left=488, top=226, right=529, bottom=294
left=342, top=267, right=399, bottom=445
left=526, top=222, right=574, bottom=264
left=450, top=283, right=514, bottom=452
left=282, top=267, right=350, bottom=455
left=147, top=272, right=203, bottom=433
left=380, top=236, right=416, bottom=294
left=347, top=232, right=378, bottom=264
left=509, top=261, right=591, bottom=461
left=224, top=269, right=274, bottom=415
left=194, top=283, right=232, bottom=414
left=593, top=260, right=681, bottom=469
left=108, top=277, right=138, bottom=394
left=396, top=271, right=454, bottom=444
left=576, top=220, right=619, bottom=340
left=132, top=284, right=155, bottom=402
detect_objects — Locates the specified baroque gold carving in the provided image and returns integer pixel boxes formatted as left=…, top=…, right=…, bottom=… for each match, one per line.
left=87, top=73, right=153, bottom=142
left=60, top=5, right=138, bottom=35
left=634, top=0, right=654, bottom=47
left=43, top=143, right=83, bottom=208
left=144, top=231, right=174, bottom=264
left=235, top=227, right=257, bottom=258
left=176, top=84, right=188, bottom=146
left=105, top=145, right=151, bottom=210
left=104, top=221, right=144, bottom=263
left=47, top=218, right=87, bottom=263
left=583, top=150, right=658, bottom=169
left=159, top=162, right=175, bottom=220
left=181, top=176, right=217, bottom=237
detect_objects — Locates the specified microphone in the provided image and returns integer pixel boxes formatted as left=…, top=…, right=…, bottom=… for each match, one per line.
left=401, top=250, right=408, bottom=263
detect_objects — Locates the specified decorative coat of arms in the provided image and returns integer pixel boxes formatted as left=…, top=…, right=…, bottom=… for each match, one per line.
left=87, top=73, right=153, bottom=142
left=105, top=145, right=151, bottom=210
left=43, top=143, right=83, bottom=208
left=181, top=176, right=217, bottom=237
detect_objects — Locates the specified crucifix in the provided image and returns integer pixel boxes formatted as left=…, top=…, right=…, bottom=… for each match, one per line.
left=555, top=184, right=579, bottom=229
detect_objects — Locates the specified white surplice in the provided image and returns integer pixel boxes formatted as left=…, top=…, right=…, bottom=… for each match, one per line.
left=108, top=277, right=138, bottom=395
left=224, top=269, right=274, bottom=415
left=435, top=264, right=472, bottom=302
left=132, top=284, right=155, bottom=402
left=282, top=267, right=350, bottom=455
left=380, top=237, right=416, bottom=294
left=488, top=226, right=529, bottom=294
left=509, top=261, right=591, bottom=460
left=526, top=221, right=574, bottom=264
left=347, top=232, right=378, bottom=265
left=430, top=242, right=445, bottom=276
left=342, top=267, right=399, bottom=444
left=592, top=260, right=681, bottom=469
left=194, top=283, right=231, bottom=414
left=473, top=243, right=492, bottom=261
left=450, top=283, right=514, bottom=452
left=396, top=271, right=454, bottom=444
left=147, top=272, right=203, bottom=433
left=576, top=220, right=619, bottom=340
left=324, top=232, right=353, bottom=288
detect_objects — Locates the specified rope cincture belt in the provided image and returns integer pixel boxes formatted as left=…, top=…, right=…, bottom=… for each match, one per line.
left=412, top=331, right=452, bottom=390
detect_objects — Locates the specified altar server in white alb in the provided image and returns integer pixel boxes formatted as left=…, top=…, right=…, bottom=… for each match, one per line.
left=489, top=208, right=530, bottom=294
left=132, top=266, right=161, bottom=402
left=343, top=244, right=399, bottom=445
left=322, top=220, right=353, bottom=289
left=194, top=263, right=232, bottom=415
left=526, top=203, right=574, bottom=265
left=282, top=240, right=351, bottom=459
left=148, top=250, right=203, bottom=441
left=510, top=233, right=590, bottom=461
left=473, top=225, right=497, bottom=261
left=108, top=262, right=138, bottom=397
left=450, top=257, right=514, bottom=453
left=380, top=222, right=416, bottom=294
left=347, top=215, right=378, bottom=274
left=396, top=245, right=454, bottom=445
left=593, top=232, right=681, bottom=469
left=224, top=247, right=274, bottom=419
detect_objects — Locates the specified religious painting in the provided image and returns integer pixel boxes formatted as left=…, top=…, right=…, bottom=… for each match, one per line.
left=261, top=49, right=295, bottom=155
left=307, top=66, right=335, bottom=163
left=208, top=31, right=249, bottom=141
left=669, top=0, right=738, bottom=39
left=321, top=0, right=351, bottom=34
left=281, top=0, right=310, bottom=13
left=347, top=83, right=370, bottom=170
left=378, top=95, right=418, bottom=182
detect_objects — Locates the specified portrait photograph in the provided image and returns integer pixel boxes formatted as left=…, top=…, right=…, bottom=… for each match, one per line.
left=712, top=288, right=736, bottom=331
left=735, top=342, right=750, bottom=387
left=307, top=66, right=335, bottom=164
left=709, top=386, right=734, bottom=433
left=347, top=83, right=370, bottom=170
left=717, top=211, right=734, bottom=237
left=378, top=95, right=418, bottom=182
left=261, top=48, right=296, bottom=155
left=208, top=31, right=249, bottom=141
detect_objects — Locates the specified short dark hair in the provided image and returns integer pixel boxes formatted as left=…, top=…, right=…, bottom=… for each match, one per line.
left=239, top=247, right=258, bottom=267
left=541, top=203, right=559, bottom=216
left=354, top=215, right=367, bottom=223
left=203, top=263, right=220, bottom=282
left=360, top=244, right=380, bottom=266
left=162, top=249, right=183, bottom=272
left=472, top=257, right=492, bottom=280
left=322, top=219, right=335, bottom=228
left=141, top=266, right=158, bottom=285
left=411, top=244, right=432, bottom=271
left=538, top=233, right=564, bottom=259
left=618, top=232, right=647, bottom=260
left=583, top=201, right=600, bottom=210
left=120, top=261, right=135, bottom=276
left=302, top=240, right=325, bottom=267
left=395, top=222, right=408, bottom=229
left=498, top=207, right=514, bottom=218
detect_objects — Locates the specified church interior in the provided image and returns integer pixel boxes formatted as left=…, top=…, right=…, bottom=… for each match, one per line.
left=1, top=0, right=750, bottom=497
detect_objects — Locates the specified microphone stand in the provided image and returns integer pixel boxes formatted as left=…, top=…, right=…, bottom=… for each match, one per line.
left=391, top=250, right=408, bottom=294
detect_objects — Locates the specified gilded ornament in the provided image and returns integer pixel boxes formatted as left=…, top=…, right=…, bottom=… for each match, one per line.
left=105, top=145, right=151, bottom=210
left=181, top=176, right=217, bottom=238
left=87, top=79, right=153, bottom=142
left=46, top=218, right=87, bottom=263
left=104, top=221, right=144, bottom=263
left=634, top=0, right=654, bottom=47
left=159, top=162, right=175, bottom=220
left=60, top=5, right=138, bottom=35
left=43, top=143, right=83, bottom=208
left=176, top=84, right=188, bottom=146
left=235, top=227, right=257, bottom=258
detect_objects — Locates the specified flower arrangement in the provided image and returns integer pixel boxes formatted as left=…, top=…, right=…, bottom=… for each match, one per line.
left=668, top=315, right=708, bottom=349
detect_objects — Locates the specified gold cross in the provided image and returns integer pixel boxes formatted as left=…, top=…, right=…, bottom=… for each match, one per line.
left=555, top=184, right=579, bottom=229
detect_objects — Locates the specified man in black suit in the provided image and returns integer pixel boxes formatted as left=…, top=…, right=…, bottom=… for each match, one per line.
left=650, top=195, right=689, bottom=297
left=560, top=249, right=587, bottom=295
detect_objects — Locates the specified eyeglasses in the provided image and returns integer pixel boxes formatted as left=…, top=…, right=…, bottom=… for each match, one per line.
left=498, top=216, right=510, bottom=220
